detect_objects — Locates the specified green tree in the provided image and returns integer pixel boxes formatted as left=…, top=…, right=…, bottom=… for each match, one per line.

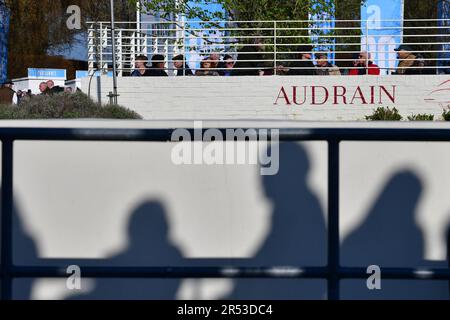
left=5, top=0, right=137, bottom=78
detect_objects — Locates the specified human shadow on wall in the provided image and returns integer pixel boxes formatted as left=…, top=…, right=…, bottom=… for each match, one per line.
left=341, top=170, right=449, bottom=300
left=9, top=200, right=40, bottom=300
left=226, top=142, right=327, bottom=300
left=447, top=222, right=450, bottom=297
left=69, top=200, right=183, bottom=300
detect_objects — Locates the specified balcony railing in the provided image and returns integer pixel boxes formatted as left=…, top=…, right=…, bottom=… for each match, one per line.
left=87, top=19, right=450, bottom=76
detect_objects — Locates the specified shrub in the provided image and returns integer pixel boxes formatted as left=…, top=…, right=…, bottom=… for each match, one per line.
left=407, top=114, right=435, bottom=121
left=365, top=107, right=403, bottom=121
left=0, top=92, right=142, bottom=120
left=443, top=108, right=450, bottom=121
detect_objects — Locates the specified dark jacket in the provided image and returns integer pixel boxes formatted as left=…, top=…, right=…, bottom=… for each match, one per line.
left=287, top=60, right=316, bottom=76
left=0, top=87, right=15, bottom=104
left=175, top=64, right=194, bottom=76
left=50, top=86, right=64, bottom=94
left=147, top=68, right=169, bottom=77
left=232, top=46, right=267, bottom=76
left=132, top=67, right=168, bottom=77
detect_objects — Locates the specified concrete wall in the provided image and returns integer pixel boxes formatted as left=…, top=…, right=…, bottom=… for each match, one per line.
left=2, top=120, right=449, bottom=300
left=82, top=75, right=450, bottom=121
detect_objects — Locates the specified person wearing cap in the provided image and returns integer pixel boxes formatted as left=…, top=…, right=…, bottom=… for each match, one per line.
left=394, top=45, right=425, bottom=75
left=315, top=52, right=341, bottom=76
left=147, top=54, right=169, bottom=77
left=278, top=45, right=316, bottom=76
left=348, top=52, right=380, bottom=75
left=0, top=80, right=18, bottom=105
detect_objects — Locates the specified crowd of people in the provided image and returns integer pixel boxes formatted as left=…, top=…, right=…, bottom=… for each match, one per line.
left=129, top=42, right=430, bottom=77
left=0, top=79, right=74, bottom=105
left=0, top=43, right=437, bottom=106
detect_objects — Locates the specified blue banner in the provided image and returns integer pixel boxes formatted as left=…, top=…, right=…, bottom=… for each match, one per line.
left=361, top=0, right=404, bottom=75
left=28, top=68, right=67, bottom=80
left=184, top=2, right=226, bottom=70
left=0, top=1, right=10, bottom=84
left=309, top=0, right=336, bottom=63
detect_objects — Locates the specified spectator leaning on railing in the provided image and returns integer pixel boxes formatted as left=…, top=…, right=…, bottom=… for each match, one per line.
left=393, top=45, right=425, bottom=75
left=172, top=55, right=194, bottom=76
left=315, top=53, right=341, bottom=76
left=131, top=55, right=151, bottom=77
left=219, top=55, right=235, bottom=76
left=278, top=45, right=316, bottom=76
left=196, top=58, right=220, bottom=76
left=232, top=39, right=267, bottom=76
left=348, top=52, right=380, bottom=75
left=147, top=54, right=169, bottom=77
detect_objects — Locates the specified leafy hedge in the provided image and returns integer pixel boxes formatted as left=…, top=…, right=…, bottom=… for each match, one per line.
left=0, top=92, right=142, bottom=120
left=365, top=107, right=403, bottom=121
left=407, top=114, right=435, bottom=121
left=443, top=108, right=450, bottom=121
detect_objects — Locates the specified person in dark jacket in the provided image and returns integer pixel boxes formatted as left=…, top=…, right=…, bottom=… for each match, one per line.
left=46, top=80, right=64, bottom=94
left=172, top=55, right=194, bottom=76
left=232, top=39, right=267, bottom=76
left=131, top=55, right=151, bottom=77
left=147, top=54, right=169, bottom=77
left=394, top=45, right=425, bottom=75
left=278, top=45, right=316, bottom=76
left=0, top=80, right=17, bottom=105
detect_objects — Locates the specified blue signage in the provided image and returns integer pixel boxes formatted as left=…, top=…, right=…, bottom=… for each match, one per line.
left=76, top=70, right=113, bottom=78
left=0, top=1, right=10, bottom=84
left=28, top=68, right=67, bottom=80
left=361, top=0, right=404, bottom=75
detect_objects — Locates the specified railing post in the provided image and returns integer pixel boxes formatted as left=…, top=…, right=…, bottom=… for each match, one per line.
left=274, top=21, right=277, bottom=75
left=1, top=139, right=14, bottom=300
left=365, top=19, right=369, bottom=75
left=328, top=140, right=340, bottom=300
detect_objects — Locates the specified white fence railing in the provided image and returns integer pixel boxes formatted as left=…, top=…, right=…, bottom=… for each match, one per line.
left=87, top=19, right=450, bottom=76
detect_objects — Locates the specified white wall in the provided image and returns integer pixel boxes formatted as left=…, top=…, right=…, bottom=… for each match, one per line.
left=2, top=120, right=449, bottom=300
left=82, top=75, right=450, bottom=121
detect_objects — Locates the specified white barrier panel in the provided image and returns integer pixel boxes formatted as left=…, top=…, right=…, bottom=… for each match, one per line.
left=82, top=75, right=450, bottom=121
left=2, top=120, right=449, bottom=300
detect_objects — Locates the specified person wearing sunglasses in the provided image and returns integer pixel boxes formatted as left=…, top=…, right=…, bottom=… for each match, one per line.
left=218, top=55, right=235, bottom=76
left=348, top=52, right=380, bottom=75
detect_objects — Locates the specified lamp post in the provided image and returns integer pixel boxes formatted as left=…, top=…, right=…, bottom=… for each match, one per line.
left=109, top=0, right=119, bottom=104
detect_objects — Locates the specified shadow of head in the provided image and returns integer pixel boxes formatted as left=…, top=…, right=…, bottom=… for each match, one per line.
left=262, top=142, right=310, bottom=200
left=127, top=200, right=171, bottom=247
left=371, top=170, right=423, bottom=222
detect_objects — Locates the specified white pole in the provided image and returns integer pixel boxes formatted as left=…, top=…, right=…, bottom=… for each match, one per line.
left=136, top=0, right=141, bottom=52
left=110, top=0, right=118, bottom=104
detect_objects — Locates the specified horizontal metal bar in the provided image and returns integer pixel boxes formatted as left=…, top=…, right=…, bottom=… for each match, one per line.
left=0, top=128, right=450, bottom=142
left=3, top=266, right=449, bottom=280
left=87, top=19, right=450, bottom=24
left=5, top=266, right=329, bottom=279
